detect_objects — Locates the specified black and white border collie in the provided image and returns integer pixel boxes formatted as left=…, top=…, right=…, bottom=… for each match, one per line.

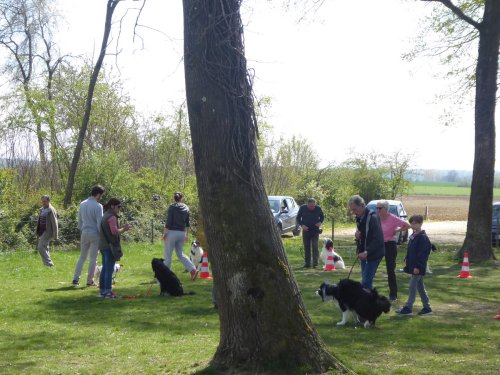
left=316, top=279, right=391, bottom=328
left=189, top=241, right=204, bottom=271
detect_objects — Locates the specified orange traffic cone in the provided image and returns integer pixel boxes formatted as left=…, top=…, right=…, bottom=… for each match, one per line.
left=199, top=251, right=212, bottom=279
left=323, top=247, right=336, bottom=272
left=457, top=252, right=472, bottom=278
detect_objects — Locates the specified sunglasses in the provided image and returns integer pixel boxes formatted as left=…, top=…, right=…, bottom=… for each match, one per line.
left=376, top=207, right=384, bottom=210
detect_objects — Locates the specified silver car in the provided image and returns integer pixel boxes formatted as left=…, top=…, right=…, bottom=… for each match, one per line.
left=268, top=195, right=301, bottom=236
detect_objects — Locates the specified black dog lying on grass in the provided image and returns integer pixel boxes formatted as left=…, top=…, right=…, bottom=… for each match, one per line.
left=316, top=278, right=391, bottom=328
left=151, top=258, right=194, bottom=297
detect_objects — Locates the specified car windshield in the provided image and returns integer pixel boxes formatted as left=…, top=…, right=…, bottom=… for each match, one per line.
left=493, top=205, right=500, bottom=219
left=268, top=199, right=280, bottom=213
left=367, top=203, right=400, bottom=217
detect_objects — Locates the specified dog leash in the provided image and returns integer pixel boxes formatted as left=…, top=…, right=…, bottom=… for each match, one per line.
left=143, top=283, right=154, bottom=297
left=346, top=257, right=359, bottom=280
left=122, top=283, right=154, bottom=299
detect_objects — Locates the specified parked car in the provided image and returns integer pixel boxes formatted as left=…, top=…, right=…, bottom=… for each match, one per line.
left=491, top=202, right=500, bottom=246
left=366, top=199, right=409, bottom=244
left=268, top=195, right=301, bottom=236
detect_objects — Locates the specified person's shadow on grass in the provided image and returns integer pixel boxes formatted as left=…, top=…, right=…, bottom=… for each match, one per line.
left=45, top=286, right=83, bottom=292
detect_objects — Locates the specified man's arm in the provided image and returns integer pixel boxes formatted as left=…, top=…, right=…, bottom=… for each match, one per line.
left=77, top=205, right=82, bottom=231
left=393, top=215, right=411, bottom=232
left=95, top=203, right=103, bottom=229
left=365, top=214, right=383, bottom=256
left=317, top=207, right=324, bottom=226
left=295, top=206, right=303, bottom=226
left=51, top=207, right=59, bottom=239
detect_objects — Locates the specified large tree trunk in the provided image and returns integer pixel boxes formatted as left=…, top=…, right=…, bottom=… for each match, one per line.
left=462, top=0, right=499, bottom=262
left=182, top=1, right=351, bottom=374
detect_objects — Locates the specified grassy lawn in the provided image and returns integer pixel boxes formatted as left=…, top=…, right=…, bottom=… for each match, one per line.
left=410, top=181, right=500, bottom=197
left=1, top=239, right=499, bottom=374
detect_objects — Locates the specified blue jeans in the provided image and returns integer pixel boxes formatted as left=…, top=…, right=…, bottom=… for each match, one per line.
left=360, top=258, right=381, bottom=290
left=99, top=248, right=116, bottom=295
left=405, top=274, right=430, bottom=310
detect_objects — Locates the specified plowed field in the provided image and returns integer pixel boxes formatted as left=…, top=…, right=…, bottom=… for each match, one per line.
left=402, top=195, right=469, bottom=221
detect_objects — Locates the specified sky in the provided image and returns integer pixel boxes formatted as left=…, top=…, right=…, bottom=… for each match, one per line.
left=55, top=0, right=496, bottom=171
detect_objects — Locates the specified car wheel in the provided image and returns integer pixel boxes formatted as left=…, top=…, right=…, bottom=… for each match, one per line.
left=292, top=226, right=301, bottom=236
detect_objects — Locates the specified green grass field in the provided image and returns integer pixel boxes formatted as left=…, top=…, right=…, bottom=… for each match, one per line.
left=1, top=239, right=499, bottom=374
left=410, top=181, right=500, bottom=197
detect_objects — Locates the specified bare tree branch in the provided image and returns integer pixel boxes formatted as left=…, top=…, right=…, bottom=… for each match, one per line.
left=64, top=0, right=121, bottom=206
left=422, top=0, right=482, bottom=29
left=133, top=0, right=147, bottom=43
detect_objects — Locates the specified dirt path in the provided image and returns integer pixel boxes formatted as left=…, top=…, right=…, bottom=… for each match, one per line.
left=332, top=221, right=467, bottom=245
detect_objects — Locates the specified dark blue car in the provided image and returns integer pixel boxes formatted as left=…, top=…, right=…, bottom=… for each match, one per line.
left=492, top=203, right=500, bottom=246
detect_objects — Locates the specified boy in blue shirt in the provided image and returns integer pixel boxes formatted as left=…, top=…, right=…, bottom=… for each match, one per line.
left=396, top=214, right=433, bottom=316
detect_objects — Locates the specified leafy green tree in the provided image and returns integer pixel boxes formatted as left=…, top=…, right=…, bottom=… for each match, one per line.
left=341, top=153, right=391, bottom=203
left=417, top=0, right=499, bottom=261
left=318, top=165, right=357, bottom=222
left=0, top=0, right=63, bottom=181
left=384, top=151, right=414, bottom=200
left=261, top=135, right=319, bottom=196
left=254, top=95, right=274, bottom=160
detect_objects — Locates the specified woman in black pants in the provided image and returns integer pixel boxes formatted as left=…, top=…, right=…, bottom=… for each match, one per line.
left=376, top=200, right=410, bottom=302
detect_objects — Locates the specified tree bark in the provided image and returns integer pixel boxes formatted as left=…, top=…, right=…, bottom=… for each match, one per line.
left=461, top=0, right=499, bottom=262
left=63, top=0, right=119, bottom=207
left=182, top=1, right=351, bottom=373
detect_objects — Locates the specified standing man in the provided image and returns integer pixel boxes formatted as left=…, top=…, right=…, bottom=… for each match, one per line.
left=376, top=200, right=411, bottom=301
left=296, top=198, right=324, bottom=268
left=36, top=195, right=58, bottom=267
left=72, top=185, right=105, bottom=286
left=348, top=195, right=384, bottom=290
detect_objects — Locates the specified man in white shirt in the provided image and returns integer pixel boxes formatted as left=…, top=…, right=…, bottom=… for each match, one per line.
left=72, top=185, right=105, bottom=286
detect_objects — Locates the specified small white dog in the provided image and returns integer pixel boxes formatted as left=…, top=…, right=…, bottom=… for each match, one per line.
left=189, top=240, right=204, bottom=271
left=94, top=263, right=122, bottom=283
left=320, top=238, right=345, bottom=269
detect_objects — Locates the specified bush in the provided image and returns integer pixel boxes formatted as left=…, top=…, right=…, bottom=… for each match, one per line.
left=0, top=226, right=30, bottom=252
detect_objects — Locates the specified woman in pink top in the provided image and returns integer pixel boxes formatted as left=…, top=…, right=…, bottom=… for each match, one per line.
left=376, top=200, right=410, bottom=302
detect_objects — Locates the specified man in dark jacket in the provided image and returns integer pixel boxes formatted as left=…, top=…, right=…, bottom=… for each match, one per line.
left=296, top=198, right=324, bottom=268
left=348, top=195, right=384, bottom=290
left=36, top=195, right=58, bottom=267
